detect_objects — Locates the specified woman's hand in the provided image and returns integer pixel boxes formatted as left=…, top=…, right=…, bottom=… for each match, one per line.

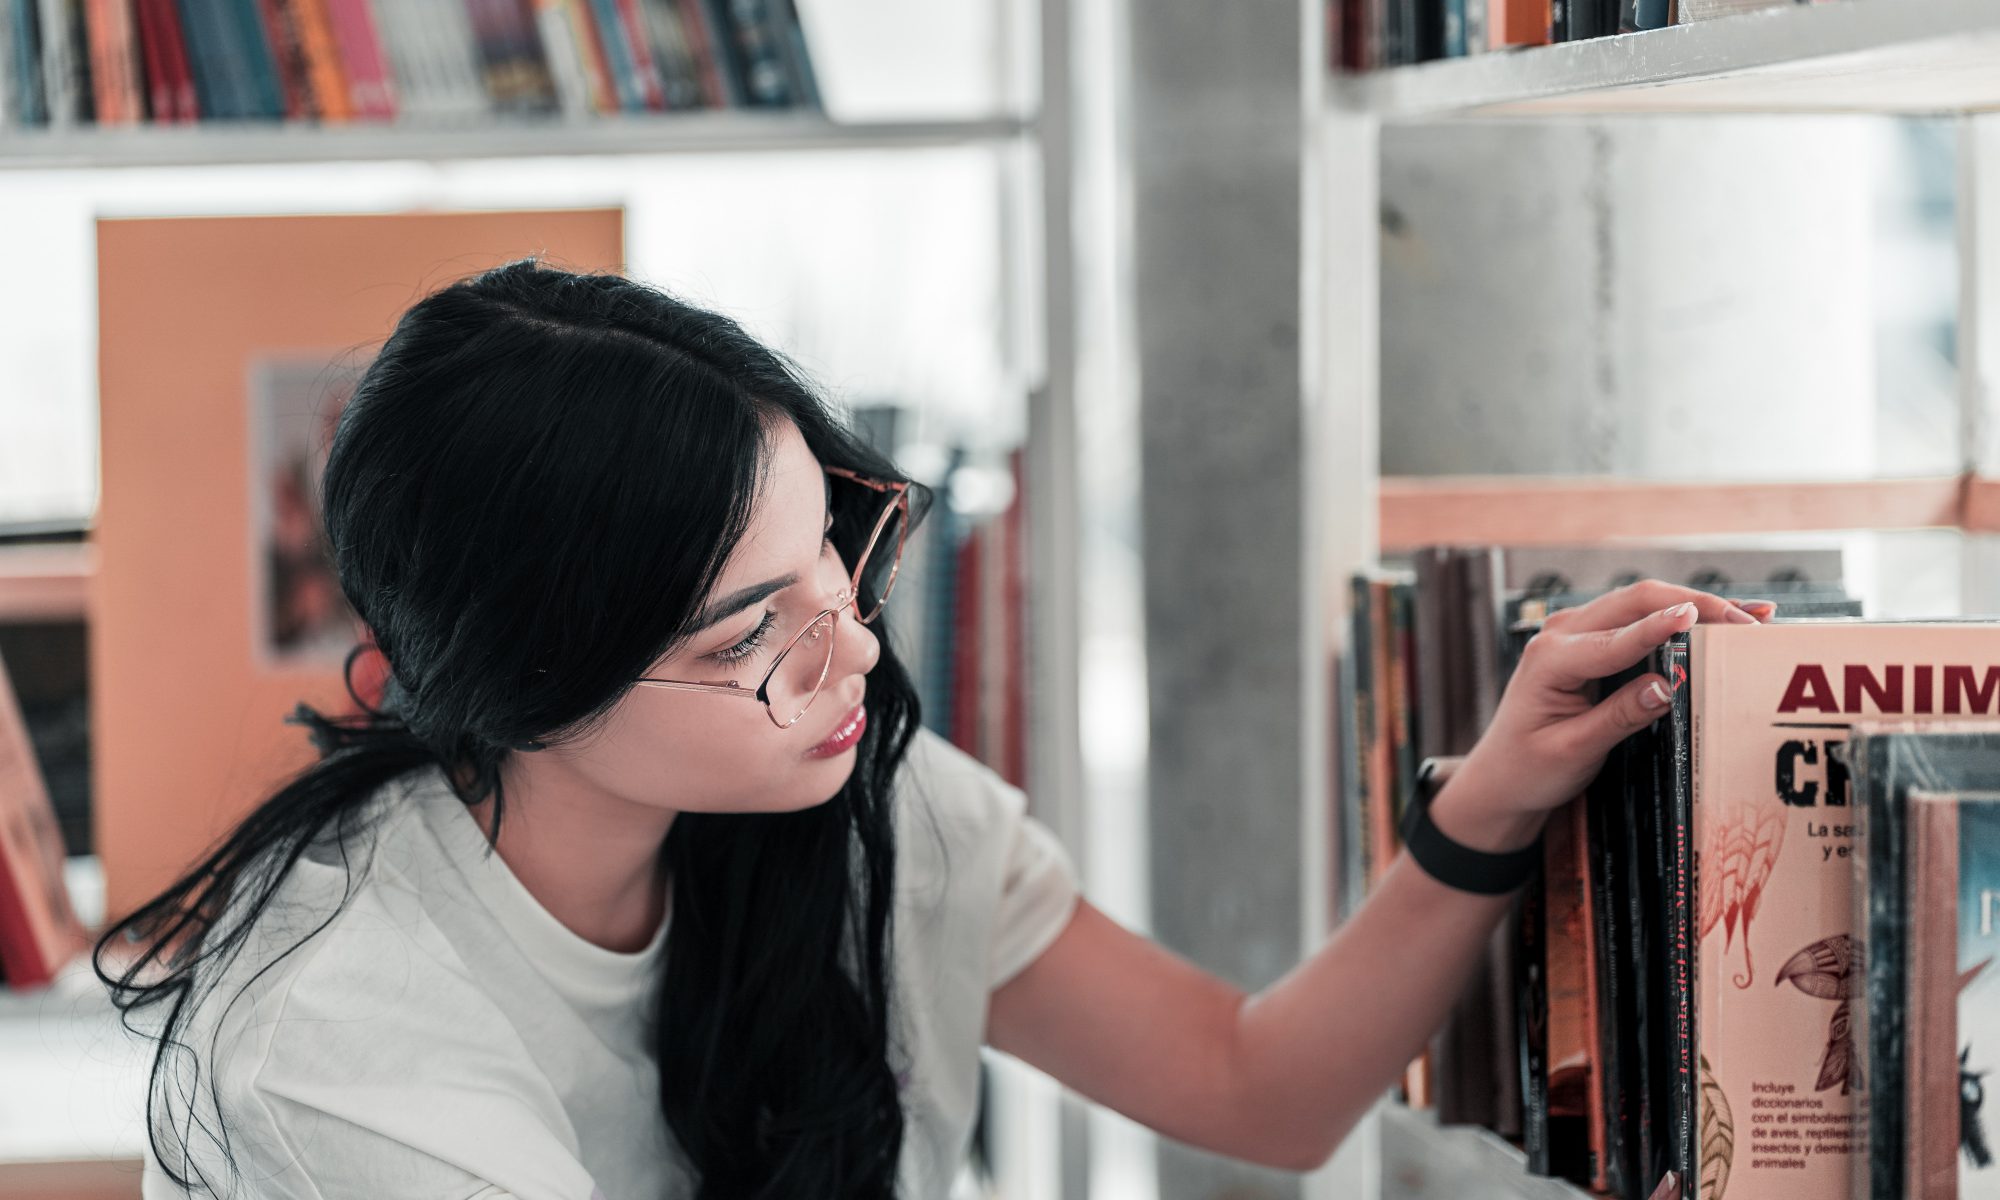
left=1430, top=580, right=1775, bottom=853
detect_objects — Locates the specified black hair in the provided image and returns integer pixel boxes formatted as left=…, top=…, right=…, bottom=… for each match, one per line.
left=92, top=258, right=936, bottom=1199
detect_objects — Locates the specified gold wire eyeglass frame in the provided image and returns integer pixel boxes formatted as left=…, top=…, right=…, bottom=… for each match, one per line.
left=629, top=465, right=909, bottom=729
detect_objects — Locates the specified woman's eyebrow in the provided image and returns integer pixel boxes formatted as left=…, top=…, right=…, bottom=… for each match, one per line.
left=691, top=576, right=797, bottom=634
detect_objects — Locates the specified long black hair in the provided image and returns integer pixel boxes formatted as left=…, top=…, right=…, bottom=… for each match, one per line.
left=92, top=258, right=936, bottom=1199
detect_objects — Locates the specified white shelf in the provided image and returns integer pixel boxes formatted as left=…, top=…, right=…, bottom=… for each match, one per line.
left=0, top=112, right=1032, bottom=170
left=1378, top=1103, right=1593, bottom=1200
left=1331, top=0, right=2000, bottom=117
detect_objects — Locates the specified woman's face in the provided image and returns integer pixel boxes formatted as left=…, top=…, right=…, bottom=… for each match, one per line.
left=530, top=417, right=882, bottom=815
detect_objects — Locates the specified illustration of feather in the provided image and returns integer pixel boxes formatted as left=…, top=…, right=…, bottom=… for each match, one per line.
left=1699, top=1053, right=1734, bottom=1199
left=1776, top=935, right=1863, bottom=1096
left=1700, top=799, right=1786, bottom=987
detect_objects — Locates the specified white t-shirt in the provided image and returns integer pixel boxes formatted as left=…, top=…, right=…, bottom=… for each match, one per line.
left=137, top=723, right=1081, bottom=1200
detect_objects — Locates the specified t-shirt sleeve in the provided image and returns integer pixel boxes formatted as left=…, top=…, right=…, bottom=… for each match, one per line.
left=985, top=782, right=1083, bottom=991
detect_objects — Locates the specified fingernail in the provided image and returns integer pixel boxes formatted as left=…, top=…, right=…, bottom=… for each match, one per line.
left=1723, top=605, right=1759, bottom=624
left=1662, top=601, right=1695, bottom=621
left=1644, top=680, right=1672, bottom=709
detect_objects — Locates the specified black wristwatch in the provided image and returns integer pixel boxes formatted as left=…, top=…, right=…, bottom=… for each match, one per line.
left=1400, top=756, right=1542, bottom=895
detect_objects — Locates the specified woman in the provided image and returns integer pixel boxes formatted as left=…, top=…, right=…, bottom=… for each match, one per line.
left=98, top=259, right=1762, bottom=1199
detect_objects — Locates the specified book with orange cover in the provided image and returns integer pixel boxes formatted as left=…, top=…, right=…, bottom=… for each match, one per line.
left=93, top=210, right=624, bottom=923
left=83, top=0, right=143, bottom=123
left=282, top=0, right=352, bottom=121
left=0, top=646, right=90, bottom=990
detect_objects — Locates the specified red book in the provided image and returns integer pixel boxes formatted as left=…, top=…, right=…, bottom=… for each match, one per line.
left=134, top=0, right=171, bottom=120
left=321, top=0, right=396, bottom=119
left=149, top=0, right=200, bottom=120
left=0, top=649, right=90, bottom=990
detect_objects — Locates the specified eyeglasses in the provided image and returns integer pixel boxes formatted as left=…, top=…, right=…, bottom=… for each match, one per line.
left=631, top=465, right=910, bottom=729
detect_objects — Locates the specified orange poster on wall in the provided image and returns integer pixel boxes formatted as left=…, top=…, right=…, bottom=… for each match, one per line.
left=94, top=210, right=625, bottom=922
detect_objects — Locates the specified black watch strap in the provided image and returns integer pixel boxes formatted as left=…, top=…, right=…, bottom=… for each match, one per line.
left=1400, top=757, right=1541, bottom=895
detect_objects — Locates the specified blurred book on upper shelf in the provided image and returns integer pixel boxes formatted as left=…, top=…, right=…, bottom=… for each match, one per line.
left=1330, top=0, right=1832, bottom=72
left=0, top=0, right=820, bottom=130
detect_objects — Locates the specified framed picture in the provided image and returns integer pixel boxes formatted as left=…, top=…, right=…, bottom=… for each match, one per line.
left=248, top=357, right=364, bottom=669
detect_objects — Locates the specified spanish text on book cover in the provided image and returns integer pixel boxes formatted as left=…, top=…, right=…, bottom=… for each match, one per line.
left=1689, top=623, right=2000, bottom=1199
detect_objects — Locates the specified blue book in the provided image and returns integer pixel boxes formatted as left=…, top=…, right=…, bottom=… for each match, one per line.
left=585, top=0, right=643, bottom=111
left=10, top=0, right=47, bottom=124
left=174, top=0, right=229, bottom=118
left=224, top=0, right=285, bottom=118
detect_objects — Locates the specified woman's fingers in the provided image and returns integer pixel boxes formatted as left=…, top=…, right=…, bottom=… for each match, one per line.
left=1542, top=579, right=1758, bottom=635
left=1563, top=671, right=1677, bottom=763
left=1534, top=600, right=1698, bottom=687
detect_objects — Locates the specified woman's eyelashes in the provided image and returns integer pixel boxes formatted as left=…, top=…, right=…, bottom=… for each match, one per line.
left=710, top=610, right=778, bottom=666
left=705, top=532, right=840, bottom=667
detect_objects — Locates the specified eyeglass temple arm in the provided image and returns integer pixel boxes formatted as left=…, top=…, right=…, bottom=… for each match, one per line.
left=632, top=678, right=762, bottom=698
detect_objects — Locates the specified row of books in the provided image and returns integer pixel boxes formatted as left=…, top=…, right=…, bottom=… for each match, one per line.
left=0, top=0, right=818, bottom=130
left=1341, top=545, right=2000, bottom=1199
left=1330, top=0, right=1817, bottom=72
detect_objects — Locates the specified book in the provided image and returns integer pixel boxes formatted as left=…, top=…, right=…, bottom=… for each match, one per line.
left=321, top=0, right=396, bottom=119
left=1851, top=722, right=2000, bottom=1200
left=1907, top=787, right=2000, bottom=1199
left=286, top=0, right=352, bottom=121
left=8, top=0, right=48, bottom=124
left=0, top=645, right=90, bottom=989
left=1686, top=623, right=2000, bottom=1200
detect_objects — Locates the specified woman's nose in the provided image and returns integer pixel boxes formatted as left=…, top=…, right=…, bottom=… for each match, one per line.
left=843, top=606, right=882, bottom=677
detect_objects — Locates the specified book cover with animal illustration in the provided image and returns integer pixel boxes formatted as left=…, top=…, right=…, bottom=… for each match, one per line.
left=1687, top=624, right=2000, bottom=1200
left=1909, top=787, right=2000, bottom=1199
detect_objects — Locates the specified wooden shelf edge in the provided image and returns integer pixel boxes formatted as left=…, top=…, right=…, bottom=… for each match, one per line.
left=1378, top=474, right=1972, bottom=550
left=0, top=114, right=1033, bottom=171
left=0, top=543, right=94, bottom=622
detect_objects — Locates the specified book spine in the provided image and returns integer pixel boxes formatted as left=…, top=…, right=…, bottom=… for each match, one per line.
left=83, top=0, right=117, bottom=122
left=36, top=0, right=72, bottom=123
left=581, top=0, right=636, bottom=108
left=170, top=0, right=219, bottom=118
left=256, top=0, right=310, bottom=116
left=153, top=0, right=194, bottom=119
left=529, top=0, right=590, bottom=115
left=10, top=0, right=46, bottom=124
left=1520, top=859, right=1551, bottom=1173
left=1662, top=635, right=1697, bottom=1196
left=769, top=0, right=811, bottom=107
left=220, top=0, right=277, bottom=118
left=610, top=0, right=661, bottom=108
left=673, top=0, right=729, bottom=105
left=324, top=0, right=395, bottom=118
left=133, top=0, right=169, bottom=119
left=1855, top=727, right=1906, bottom=1200
left=286, top=0, right=349, bottom=120
left=1586, top=732, right=1631, bottom=1198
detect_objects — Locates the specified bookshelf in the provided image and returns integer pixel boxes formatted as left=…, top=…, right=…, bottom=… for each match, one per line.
left=1330, top=0, right=2000, bottom=116
left=0, top=2, right=1096, bottom=1198
left=1306, top=2, right=2000, bottom=1199
left=0, top=113, right=1032, bottom=169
